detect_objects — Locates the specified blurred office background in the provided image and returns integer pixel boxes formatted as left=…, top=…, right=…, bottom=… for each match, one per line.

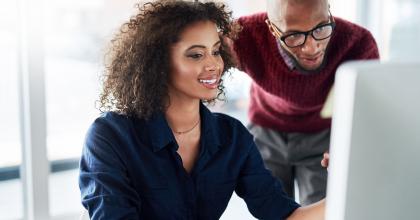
left=0, top=0, right=419, bottom=219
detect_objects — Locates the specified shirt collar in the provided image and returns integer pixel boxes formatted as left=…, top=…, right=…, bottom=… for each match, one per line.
left=145, top=102, right=222, bottom=154
left=199, top=102, right=222, bottom=155
left=276, top=39, right=296, bottom=71
left=144, top=111, right=174, bottom=152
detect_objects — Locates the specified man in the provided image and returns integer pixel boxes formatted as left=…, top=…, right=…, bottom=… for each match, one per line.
left=229, top=0, right=379, bottom=205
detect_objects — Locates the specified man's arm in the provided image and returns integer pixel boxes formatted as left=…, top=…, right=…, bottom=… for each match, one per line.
left=222, top=35, right=242, bottom=70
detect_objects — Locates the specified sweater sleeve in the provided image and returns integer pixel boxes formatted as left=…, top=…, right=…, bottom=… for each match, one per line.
left=332, top=18, right=381, bottom=63
left=233, top=16, right=253, bottom=72
left=233, top=13, right=269, bottom=73
left=356, top=29, right=380, bottom=60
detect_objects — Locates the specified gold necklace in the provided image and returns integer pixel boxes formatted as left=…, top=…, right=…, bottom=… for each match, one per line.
left=173, top=119, right=200, bottom=135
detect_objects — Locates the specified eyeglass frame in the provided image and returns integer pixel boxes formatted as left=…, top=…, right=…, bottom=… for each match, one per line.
left=265, top=11, right=336, bottom=48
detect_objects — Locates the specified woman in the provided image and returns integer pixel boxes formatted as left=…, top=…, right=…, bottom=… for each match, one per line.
left=79, top=1, right=325, bottom=219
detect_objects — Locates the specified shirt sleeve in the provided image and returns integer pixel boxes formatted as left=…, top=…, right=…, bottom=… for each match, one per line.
left=79, top=119, right=142, bottom=220
left=235, top=135, right=300, bottom=220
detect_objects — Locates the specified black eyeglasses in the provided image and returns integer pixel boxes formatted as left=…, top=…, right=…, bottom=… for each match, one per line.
left=266, top=12, right=336, bottom=48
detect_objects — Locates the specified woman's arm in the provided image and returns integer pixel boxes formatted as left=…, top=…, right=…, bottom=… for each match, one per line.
left=288, top=151, right=328, bottom=220
left=79, top=119, right=141, bottom=219
left=287, top=199, right=325, bottom=220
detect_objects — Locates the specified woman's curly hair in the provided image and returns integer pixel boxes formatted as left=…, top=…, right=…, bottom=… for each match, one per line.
left=99, top=0, right=238, bottom=119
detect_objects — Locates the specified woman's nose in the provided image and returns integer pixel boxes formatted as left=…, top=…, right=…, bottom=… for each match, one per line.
left=205, top=64, right=218, bottom=72
left=204, top=57, right=221, bottom=72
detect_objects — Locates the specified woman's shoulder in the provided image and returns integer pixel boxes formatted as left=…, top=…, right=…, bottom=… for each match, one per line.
left=205, top=111, right=256, bottom=156
left=87, top=111, right=135, bottom=137
left=93, top=111, right=129, bottom=125
left=211, top=112, right=252, bottom=138
left=212, top=112, right=242, bottom=125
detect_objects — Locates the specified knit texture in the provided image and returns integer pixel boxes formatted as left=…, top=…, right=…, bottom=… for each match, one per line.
left=234, top=13, right=379, bottom=132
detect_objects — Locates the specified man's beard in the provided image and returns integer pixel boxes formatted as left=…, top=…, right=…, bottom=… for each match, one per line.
left=294, top=53, right=328, bottom=74
left=282, top=43, right=331, bottom=75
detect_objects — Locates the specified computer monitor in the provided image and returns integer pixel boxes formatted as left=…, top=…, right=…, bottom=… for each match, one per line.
left=325, top=61, right=420, bottom=220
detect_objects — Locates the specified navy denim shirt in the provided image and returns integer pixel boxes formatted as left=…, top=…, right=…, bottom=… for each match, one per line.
left=79, top=104, right=299, bottom=219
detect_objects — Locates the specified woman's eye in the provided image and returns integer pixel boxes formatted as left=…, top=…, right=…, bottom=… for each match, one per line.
left=187, top=53, right=203, bottom=59
left=213, top=50, right=221, bottom=56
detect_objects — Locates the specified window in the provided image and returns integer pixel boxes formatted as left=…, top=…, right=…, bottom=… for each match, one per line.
left=43, top=0, right=138, bottom=217
left=384, top=0, right=420, bottom=61
left=0, top=0, right=20, bottom=171
left=0, top=1, right=23, bottom=219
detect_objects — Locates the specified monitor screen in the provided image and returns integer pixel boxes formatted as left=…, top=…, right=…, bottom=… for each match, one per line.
left=325, top=61, right=420, bottom=220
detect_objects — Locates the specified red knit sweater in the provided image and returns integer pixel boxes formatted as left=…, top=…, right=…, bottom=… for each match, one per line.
left=234, top=13, right=379, bottom=133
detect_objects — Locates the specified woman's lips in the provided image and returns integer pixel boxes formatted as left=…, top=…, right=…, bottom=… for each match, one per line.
left=198, top=77, right=219, bottom=89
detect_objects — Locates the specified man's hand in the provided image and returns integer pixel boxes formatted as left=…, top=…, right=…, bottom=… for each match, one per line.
left=321, top=152, right=329, bottom=168
left=221, top=36, right=240, bottom=69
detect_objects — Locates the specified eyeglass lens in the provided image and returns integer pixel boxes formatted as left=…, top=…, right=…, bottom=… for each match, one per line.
left=283, top=24, right=333, bottom=47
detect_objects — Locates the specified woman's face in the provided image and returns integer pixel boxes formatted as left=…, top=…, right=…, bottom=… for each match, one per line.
left=169, top=20, right=224, bottom=102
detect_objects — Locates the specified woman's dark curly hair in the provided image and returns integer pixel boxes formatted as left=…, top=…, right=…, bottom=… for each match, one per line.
left=99, top=0, right=238, bottom=119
